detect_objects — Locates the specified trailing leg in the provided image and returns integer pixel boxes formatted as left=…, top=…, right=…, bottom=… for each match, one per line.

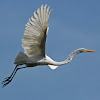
left=2, top=65, right=19, bottom=87
left=2, top=65, right=34, bottom=87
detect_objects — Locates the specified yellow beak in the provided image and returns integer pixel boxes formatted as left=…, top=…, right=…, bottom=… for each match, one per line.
left=85, top=49, right=96, bottom=52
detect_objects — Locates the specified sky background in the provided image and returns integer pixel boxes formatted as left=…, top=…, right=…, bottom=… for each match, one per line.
left=0, top=0, right=100, bottom=100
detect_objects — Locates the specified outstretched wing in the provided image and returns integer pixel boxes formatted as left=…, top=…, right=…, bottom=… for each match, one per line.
left=22, top=4, right=53, bottom=57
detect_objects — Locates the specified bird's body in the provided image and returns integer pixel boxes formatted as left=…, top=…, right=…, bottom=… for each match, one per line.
left=14, top=52, right=67, bottom=68
left=2, top=4, right=96, bottom=87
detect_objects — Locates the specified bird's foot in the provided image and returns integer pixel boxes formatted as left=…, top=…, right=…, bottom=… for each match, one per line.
left=2, top=76, right=12, bottom=88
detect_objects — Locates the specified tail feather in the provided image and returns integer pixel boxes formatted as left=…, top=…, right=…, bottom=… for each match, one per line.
left=14, top=51, right=28, bottom=65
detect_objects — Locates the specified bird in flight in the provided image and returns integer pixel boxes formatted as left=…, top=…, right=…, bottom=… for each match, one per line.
left=2, top=4, right=96, bottom=87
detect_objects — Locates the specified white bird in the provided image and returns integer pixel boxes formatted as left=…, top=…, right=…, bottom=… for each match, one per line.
left=2, top=4, right=96, bottom=87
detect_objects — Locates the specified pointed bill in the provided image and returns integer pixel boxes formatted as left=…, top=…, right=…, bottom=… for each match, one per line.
left=85, top=49, right=96, bottom=52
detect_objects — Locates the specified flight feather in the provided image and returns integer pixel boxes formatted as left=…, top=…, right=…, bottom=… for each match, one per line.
left=22, top=4, right=53, bottom=57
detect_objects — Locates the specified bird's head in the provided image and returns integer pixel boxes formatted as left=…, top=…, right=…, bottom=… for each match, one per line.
left=70, top=48, right=96, bottom=57
left=77, top=48, right=96, bottom=53
left=68, top=48, right=96, bottom=61
left=66, top=48, right=96, bottom=64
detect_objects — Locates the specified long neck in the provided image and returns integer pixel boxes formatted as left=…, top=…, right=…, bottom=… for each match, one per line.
left=52, top=49, right=82, bottom=66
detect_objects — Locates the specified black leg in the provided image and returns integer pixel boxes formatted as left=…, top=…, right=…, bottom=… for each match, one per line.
left=3, top=65, right=18, bottom=81
left=2, top=65, right=19, bottom=88
left=2, top=65, right=33, bottom=87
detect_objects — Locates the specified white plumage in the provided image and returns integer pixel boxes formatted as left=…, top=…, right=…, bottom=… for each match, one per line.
left=2, top=4, right=96, bottom=87
left=22, top=4, right=53, bottom=57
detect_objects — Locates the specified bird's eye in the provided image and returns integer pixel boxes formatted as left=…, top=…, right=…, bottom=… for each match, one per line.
left=79, top=50, right=83, bottom=53
left=68, top=58, right=70, bottom=60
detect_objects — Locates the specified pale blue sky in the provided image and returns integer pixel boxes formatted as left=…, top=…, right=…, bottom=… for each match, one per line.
left=0, top=0, right=100, bottom=100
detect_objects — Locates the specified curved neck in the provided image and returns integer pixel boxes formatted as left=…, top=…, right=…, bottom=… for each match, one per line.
left=52, top=49, right=82, bottom=66
left=52, top=57, right=71, bottom=66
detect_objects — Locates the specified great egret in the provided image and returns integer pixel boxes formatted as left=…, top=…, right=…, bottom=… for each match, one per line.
left=2, top=4, right=96, bottom=87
